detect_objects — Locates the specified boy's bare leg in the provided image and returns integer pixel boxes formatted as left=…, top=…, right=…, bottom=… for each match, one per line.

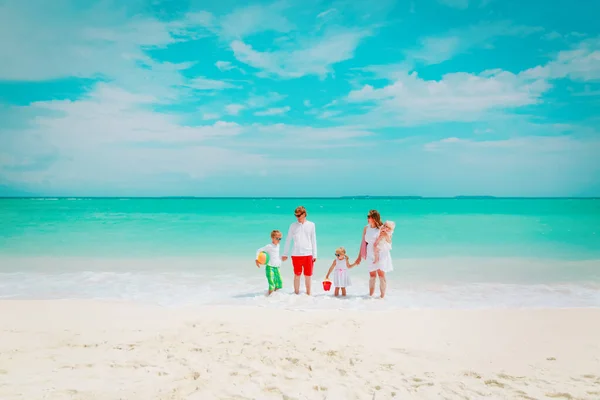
left=293, top=275, right=300, bottom=294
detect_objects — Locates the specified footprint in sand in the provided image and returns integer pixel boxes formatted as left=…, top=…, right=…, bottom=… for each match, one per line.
left=463, top=371, right=482, bottom=379
left=484, top=379, right=506, bottom=388
left=545, top=392, right=575, bottom=399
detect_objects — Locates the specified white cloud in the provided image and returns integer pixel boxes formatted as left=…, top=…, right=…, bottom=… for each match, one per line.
left=404, top=21, right=543, bottom=66
left=26, top=84, right=244, bottom=145
left=543, top=31, right=587, bottom=41
left=303, top=100, right=312, bottom=107
left=202, top=113, right=221, bottom=120
left=423, top=135, right=600, bottom=153
left=246, top=92, right=286, bottom=108
left=186, top=77, right=240, bottom=90
left=231, top=29, right=370, bottom=78
left=225, top=104, right=246, bottom=115
left=0, top=83, right=268, bottom=189
left=346, top=69, right=550, bottom=126
left=0, top=1, right=195, bottom=83
left=317, top=9, right=337, bottom=19
left=522, top=37, right=600, bottom=82
left=215, top=61, right=235, bottom=71
left=254, top=106, right=291, bottom=116
left=218, top=2, right=293, bottom=39
left=437, top=0, right=469, bottom=9
left=319, top=110, right=342, bottom=119
left=215, top=60, right=246, bottom=74
left=349, top=35, right=595, bottom=127
left=0, top=83, right=334, bottom=192
left=248, top=124, right=374, bottom=148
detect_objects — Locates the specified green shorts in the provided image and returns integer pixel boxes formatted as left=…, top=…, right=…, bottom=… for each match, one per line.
left=265, top=265, right=282, bottom=291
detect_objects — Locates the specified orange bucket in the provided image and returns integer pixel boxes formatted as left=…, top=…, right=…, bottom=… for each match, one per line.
left=322, top=280, right=332, bottom=291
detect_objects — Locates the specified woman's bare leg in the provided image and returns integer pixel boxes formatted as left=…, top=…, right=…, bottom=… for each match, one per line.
left=369, top=271, right=377, bottom=296
left=377, top=270, right=387, bottom=298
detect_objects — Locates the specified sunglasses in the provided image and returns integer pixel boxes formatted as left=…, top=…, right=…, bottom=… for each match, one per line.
left=335, top=253, right=341, bottom=257
left=295, top=213, right=305, bottom=217
left=274, top=237, right=282, bottom=241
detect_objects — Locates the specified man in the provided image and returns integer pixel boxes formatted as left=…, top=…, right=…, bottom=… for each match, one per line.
left=282, top=206, right=317, bottom=295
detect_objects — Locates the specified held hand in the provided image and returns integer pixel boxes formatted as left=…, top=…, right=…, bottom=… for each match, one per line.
left=313, top=258, right=317, bottom=263
left=281, top=256, right=288, bottom=262
left=255, top=260, right=260, bottom=268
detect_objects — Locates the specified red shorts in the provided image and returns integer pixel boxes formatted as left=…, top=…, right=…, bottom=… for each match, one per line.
left=292, top=255, right=314, bottom=277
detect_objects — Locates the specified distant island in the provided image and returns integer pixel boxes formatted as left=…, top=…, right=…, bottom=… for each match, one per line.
left=341, top=195, right=497, bottom=199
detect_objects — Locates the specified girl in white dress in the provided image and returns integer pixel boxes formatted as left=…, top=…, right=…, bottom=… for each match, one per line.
left=325, top=247, right=356, bottom=297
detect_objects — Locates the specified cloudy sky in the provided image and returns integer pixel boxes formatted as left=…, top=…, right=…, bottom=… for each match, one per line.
left=0, top=0, right=599, bottom=197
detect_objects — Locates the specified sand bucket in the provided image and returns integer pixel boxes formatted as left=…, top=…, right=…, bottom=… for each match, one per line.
left=322, top=279, right=332, bottom=291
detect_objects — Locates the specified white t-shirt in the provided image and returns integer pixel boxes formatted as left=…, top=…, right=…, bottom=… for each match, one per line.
left=283, top=220, right=317, bottom=258
left=256, top=243, right=281, bottom=267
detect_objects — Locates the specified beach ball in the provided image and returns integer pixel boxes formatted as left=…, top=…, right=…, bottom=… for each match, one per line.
left=257, top=251, right=269, bottom=265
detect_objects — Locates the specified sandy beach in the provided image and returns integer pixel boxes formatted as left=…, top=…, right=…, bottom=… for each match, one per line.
left=0, top=301, right=599, bottom=399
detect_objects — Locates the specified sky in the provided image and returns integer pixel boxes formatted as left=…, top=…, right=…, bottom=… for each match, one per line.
left=0, top=0, right=599, bottom=197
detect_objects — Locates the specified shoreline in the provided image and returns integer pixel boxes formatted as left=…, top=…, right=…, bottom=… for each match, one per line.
left=1, top=300, right=599, bottom=399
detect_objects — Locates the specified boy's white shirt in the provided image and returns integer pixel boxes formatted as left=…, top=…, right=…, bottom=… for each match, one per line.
left=283, top=220, right=317, bottom=258
left=256, top=243, right=282, bottom=267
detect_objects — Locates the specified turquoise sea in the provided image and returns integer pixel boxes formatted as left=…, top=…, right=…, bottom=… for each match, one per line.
left=1, top=198, right=599, bottom=309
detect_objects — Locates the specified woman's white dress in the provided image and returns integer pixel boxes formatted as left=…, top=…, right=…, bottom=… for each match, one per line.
left=333, top=258, right=351, bottom=288
left=365, top=226, right=393, bottom=273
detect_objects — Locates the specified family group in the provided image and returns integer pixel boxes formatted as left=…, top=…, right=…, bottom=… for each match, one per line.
left=255, top=206, right=395, bottom=298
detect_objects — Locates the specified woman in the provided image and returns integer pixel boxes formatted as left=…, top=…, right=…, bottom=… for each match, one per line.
left=354, top=209, right=392, bottom=298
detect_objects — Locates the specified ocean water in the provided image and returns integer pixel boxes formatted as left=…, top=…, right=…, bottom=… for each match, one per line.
left=1, top=198, right=599, bottom=310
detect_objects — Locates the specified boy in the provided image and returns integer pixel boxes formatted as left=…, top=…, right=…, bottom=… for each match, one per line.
left=256, top=230, right=283, bottom=295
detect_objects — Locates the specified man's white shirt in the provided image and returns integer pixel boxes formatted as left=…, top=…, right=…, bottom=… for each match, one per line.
left=283, top=220, right=317, bottom=258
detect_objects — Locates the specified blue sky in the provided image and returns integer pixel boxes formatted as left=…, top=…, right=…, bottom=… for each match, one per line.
left=0, top=0, right=599, bottom=197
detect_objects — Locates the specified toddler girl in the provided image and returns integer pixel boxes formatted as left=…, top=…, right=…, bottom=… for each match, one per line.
left=325, top=247, right=356, bottom=296
left=374, top=220, right=395, bottom=270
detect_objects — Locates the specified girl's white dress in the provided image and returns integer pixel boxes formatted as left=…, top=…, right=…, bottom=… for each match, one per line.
left=333, top=258, right=351, bottom=288
left=365, top=226, right=393, bottom=273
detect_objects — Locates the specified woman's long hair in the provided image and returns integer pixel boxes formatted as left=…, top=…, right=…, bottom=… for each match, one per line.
left=368, top=209, right=383, bottom=228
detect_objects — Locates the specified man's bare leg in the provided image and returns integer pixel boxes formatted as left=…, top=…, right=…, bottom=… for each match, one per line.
left=305, top=275, right=311, bottom=295
left=293, top=275, right=300, bottom=294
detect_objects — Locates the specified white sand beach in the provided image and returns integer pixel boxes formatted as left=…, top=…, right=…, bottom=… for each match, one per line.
left=1, top=301, right=599, bottom=400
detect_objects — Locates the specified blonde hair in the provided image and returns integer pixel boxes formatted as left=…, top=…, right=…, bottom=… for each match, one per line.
left=271, top=230, right=282, bottom=238
left=335, top=246, right=349, bottom=260
left=384, top=221, right=395, bottom=232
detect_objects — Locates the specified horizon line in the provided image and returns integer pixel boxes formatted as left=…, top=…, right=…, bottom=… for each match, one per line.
left=1, top=196, right=599, bottom=200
